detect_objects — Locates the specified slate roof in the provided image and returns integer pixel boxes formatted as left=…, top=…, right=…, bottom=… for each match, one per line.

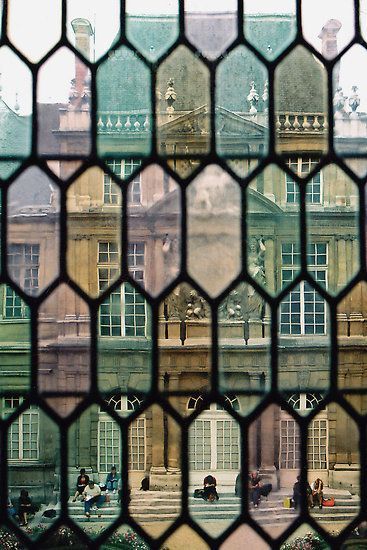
left=8, top=166, right=55, bottom=214
left=97, top=13, right=325, bottom=114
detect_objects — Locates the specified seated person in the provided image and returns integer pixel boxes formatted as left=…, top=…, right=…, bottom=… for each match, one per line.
left=82, top=480, right=105, bottom=518
left=203, top=474, right=219, bottom=502
left=311, top=478, right=324, bottom=509
left=106, top=466, right=119, bottom=493
left=72, top=468, right=89, bottom=502
left=249, top=471, right=272, bottom=508
left=235, top=472, right=242, bottom=497
left=8, top=495, right=17, bottom=519
left=18, top=489, right=33, bottom=526
left=293, top=476, right=313, bottom=509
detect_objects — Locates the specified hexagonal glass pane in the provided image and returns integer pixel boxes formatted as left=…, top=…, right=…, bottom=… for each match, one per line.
left=220, top=524, right=271, bottom=549
left=302, top=0, right=354, bottom=58
left=307, top=165, right=359, bottom=296
left=68, top=405, right=120, bottom=535
left=0, top=284, right=31, bottom=395
left=67, top=166, right=121, bottom=298
left=278, top=281, right=330, bottom=396
left=38, top=284, right=91, bottom=416
left=97, top=46, right=151, bottom=159
left=187, top=165, right=241, bottom=297
left=218, top=283, right=271, bottom=412
left=127, top=164, right=181, bottom=296
left=0, top=47, right=32, bottom=178
left=246, top=164, right=301, bottom=296
left=7, top=167, right=60, bottom=297
left=98, top=282, right=152, bottom=395
left=129, top=404, right=181, bottom=539
left=249, top=405, right=300, bottom=537
left=216, top=46, right=268, bottom=162
left=156, top=45, right=210, bottom=178
left=47, top=159, right=83, bottom=181
left=338, top=282, right=367, bottom=393
left=189, top=403, right=240, bottom=537
left=275, top=46, right=328, bottom=158
left=8, top=406, right=60, bottom=535
left=67, top=1, right=120, bottom=61
left=8, top=0, right=62, bottom=63
left=164, top=525, right=209, bottom=549
left=309, top=403, right=360, bottom=533
left=38, top=47, right=92, bottom=157
left=334, top=45, right=367, bottom=174
left=126, top=0, right=179, bottom=62
left=185, top=0, right=237, bottom=60
left=159, top=284, right=211, bottom=399
left=244, top=1, right=296, bottom=60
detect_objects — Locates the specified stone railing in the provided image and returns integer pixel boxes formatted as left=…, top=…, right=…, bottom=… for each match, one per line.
left=97, top=111, right=151, bottom=133
left=275, top=112, right=328, bottom=133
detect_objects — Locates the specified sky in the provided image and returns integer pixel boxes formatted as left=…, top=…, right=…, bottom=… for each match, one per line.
left=1, top=0, right=367, bottom=113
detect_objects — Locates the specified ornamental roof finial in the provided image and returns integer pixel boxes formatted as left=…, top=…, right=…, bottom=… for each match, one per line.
left=247, top=81, right=259, bottom=114
left=165, top=78, right=177, bottom=113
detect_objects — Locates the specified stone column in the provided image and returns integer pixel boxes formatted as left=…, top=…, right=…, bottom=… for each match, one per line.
left=264, top=237, right=275, bottom=294
left=336, top=237, right=347, bottom=292
left=166, top=375, right=182, bottom=491
left=150, top=393, right=167, bottom=489
left=260, top=405, right=276, bottom=469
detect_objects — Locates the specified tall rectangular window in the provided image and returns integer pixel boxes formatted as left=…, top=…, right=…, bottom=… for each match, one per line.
left=286, top=157, right=322, bottom=204
left=3, top=285, right=29, bottom=319
left=8, top=243, right=40, bottom=295
left=103, top=159, right=142, bottom=204
left=4, top=398, right=39, bottom=461
left=98, top=241, right=119, bottom=293
left=280, top=243, right=327, bottom=335
left=128, top=242, right=145, bottom=286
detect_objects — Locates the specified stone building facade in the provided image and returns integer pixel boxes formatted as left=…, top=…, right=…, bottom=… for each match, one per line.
left=0, top=13, right=366, bottom=504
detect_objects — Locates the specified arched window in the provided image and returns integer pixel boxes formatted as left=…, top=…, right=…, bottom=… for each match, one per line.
left=280, top=393, right=327, bottom=471
left=98, top=394, right=145, bottom=473
left=187, top=395, right=240, bottom=481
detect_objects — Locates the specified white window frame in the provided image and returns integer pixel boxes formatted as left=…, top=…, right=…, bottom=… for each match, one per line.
left=188, top=399, right=240, bottom=472
left=280, top=393, right=328, bottom=470
left=7, top=243, right=40, bottom=295
left=5, top=398, right=39, bottom=462
left=98, top=395, right=146, bottom=473
left=97, top=241, right=120, bottom=293
left=280, top=243, right=327, bottom=335
left=99, top=284, right=147, bottom=337
left=3, top=285, right=29, bottom=319
left=286, top=157, right=323, bottom=204
left=103, top=159, right=142, bottom=205
left=128, top=242, right=145, bottom=286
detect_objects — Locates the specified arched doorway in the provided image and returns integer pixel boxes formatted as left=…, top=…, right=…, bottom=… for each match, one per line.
left=279, top=393, right=328, bottom=486
left=98, top=395, right=146, bottom=476
left=188, top=396, right=240, bottom=487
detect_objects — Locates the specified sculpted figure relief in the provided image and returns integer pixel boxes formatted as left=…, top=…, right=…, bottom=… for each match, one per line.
left=165, top=284, right=210, bottom=321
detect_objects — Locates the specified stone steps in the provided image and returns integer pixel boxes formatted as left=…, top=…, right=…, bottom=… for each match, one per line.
left=51, top=490, right=360, bottom=526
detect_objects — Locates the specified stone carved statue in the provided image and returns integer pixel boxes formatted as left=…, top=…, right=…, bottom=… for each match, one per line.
left=219, top=283, right=264, bottom=321
left=162, top=234, right=179, bottom=284
left=333, top=86, right=347, bottom=114
left=248, top=237, right=266, bottom=286
left=165, top=284, right=210, bottom=321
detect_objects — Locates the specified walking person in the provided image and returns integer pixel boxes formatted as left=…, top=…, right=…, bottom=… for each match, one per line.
left=18, top=489, right=32, bottom=526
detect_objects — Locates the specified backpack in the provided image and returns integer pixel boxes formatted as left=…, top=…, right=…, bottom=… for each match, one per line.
left=140, top=477, right=150, bottom=491
left=42, top=509, right=57, bottom=518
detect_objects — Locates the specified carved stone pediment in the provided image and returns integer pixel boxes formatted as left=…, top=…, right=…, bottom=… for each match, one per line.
left=158, top=105, right=267, bottom=139
left=215, top=106, right=267, bottom=137
left=247, top=188, right=284, bottom=215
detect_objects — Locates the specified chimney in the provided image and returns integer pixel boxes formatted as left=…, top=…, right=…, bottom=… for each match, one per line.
left=71, top=18, right=93, bottom=104
left=71, top=18, right=93, bottom=60
left=318, top=19, right=342, bottom=88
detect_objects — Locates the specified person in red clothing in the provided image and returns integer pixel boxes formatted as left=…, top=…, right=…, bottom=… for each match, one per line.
left=72, top=468, right=89, bottom=502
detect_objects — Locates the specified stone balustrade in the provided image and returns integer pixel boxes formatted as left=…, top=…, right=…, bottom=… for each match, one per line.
left=97, top=111, right=151, bottom=133
left=275, top=112, right=327, bottom=133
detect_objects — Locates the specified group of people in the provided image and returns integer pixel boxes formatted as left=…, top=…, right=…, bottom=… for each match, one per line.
left=72, top=466, right=121, bottom=518
left=293, top=476, right=324, bottom=509
left=8, top=489, right=35, bottom=526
